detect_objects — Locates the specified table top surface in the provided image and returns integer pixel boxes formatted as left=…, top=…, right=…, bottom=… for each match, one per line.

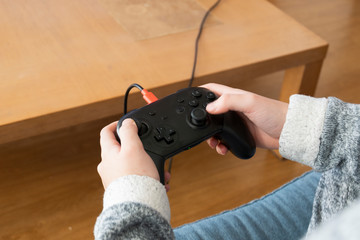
left=0, top=0, right=327, bottom=139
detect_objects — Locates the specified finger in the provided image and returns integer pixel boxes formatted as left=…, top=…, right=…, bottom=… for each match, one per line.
left=165, top=171, right=171, bottom=192
left=165, top=171, right=171, bottom=183
left=200, top=83, right=248, bottom=96
left=206, top=137, right=218, bottom=149
left=100, top=121, right=121, bottom=152
left=216, top=143, right=229, bottom=155
left=119, top=118, right=143, bottom=151
left=165, top=184, right=170, bottom=192
left=206, top=93, right=255, bottom=115
left=200, top=83, right=254, bottom=115
left=206, top=137, right=229, bottom=154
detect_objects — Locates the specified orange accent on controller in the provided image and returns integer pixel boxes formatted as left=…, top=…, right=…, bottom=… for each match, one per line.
left=141, top=89, right=158, bottom=104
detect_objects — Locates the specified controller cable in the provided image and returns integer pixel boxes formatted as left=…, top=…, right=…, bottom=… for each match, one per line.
left=122, top=0, right=221, bottom=177
left=189, top=0, right=221, bottom=88
left=123, top=0, right=221, bottom=113
left=123, top=83, right=158, bottom=114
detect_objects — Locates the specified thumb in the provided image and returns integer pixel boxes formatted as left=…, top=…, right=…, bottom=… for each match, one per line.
left=206, top=93, right=251, bottom=115
left=119, top=118, right=143, bottom=150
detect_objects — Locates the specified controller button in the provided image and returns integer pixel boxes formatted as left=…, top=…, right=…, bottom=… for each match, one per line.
left=177, top=98, right=184, bottom=103
left=148, top=111, right=156, bottom=116
left=176, top=106, right=185, bottom=114
left=161, top=116, right=168, bottom=120
left=206, top=92, right=216, bottom=101
left=190, top=108, right=207, bottom=126
left=189, top=99, right=199, bottom=107
left=138, top=122, right=149, bottom=136
left=192, top=90, right=202, bottom=98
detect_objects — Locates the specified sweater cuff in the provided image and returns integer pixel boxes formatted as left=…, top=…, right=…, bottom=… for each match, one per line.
left=103, top=175, right=171, bottom=222
left=279, top=95, right=328, bottom=167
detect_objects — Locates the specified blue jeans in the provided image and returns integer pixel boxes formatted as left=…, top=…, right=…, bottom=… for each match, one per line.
left=174, top=171, right=321, bottom=240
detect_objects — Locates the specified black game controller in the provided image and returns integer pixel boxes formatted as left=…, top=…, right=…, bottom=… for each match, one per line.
left=116, top=87, right=256, bottom=184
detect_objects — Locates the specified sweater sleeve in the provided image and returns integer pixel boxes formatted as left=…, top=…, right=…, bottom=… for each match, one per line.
left=279, top=94, right=360, bottom=171
left=94, top=175, right=174, bottom=239
left=279, top=95, right=360, bottom=232
left=279, top=94, right=328, bottom=167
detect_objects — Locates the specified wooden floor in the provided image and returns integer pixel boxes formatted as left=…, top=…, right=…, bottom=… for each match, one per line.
left=1, top=0, right=359, bottom=239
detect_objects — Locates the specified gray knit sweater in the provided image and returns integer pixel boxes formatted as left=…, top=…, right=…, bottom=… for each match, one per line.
left=95, top=95, right=360, bottom=239
left=94, top=175, right=174, bottom=239
left=280, top=95, right=360, bottom=238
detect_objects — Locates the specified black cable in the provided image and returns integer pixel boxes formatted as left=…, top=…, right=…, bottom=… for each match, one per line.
left=123, top=1, right=221, bottom=114
left=188, top=0, right=221, bottom=87
left=122, top=1, right=222, bottom=175
left=171, top=0, right=221, bottom=176
left=123, top=83, right=144, bottom=114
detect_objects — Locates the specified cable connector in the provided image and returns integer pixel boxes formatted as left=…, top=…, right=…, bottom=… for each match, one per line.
left=141, top=89, right=158, bottom=104
left=124, top=83, right=158, bottom=114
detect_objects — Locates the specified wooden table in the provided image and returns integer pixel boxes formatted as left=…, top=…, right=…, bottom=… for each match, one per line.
left=0, top=0, right=328, bottom=145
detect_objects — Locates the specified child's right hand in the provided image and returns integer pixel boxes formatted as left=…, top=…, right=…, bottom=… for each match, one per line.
left=201, top=83, right=289, bottom=154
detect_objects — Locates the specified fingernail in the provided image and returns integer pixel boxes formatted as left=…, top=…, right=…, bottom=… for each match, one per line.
left=122, top=118, right=135, bottom=126
left=220, top=147, right=228, bottom=155
left=206, top=102, right=215, bottom=112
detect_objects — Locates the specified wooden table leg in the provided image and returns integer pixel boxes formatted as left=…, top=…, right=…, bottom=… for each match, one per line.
left=279, top=60, right=324, bottom=102
left=272, top=59, right=325, bottom=159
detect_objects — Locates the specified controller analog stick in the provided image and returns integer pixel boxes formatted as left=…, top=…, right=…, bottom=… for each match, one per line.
left=135, top=121, right=148, bottom=136
left=190, top=108, right=207, bottom=126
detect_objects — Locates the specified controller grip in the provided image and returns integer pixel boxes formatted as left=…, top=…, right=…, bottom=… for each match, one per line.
left=218, top=111, right=256, bottom=159
left=146, top=151, right=166, bottom=184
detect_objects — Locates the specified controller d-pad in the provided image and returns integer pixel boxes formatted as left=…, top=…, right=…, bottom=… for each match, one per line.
left=154, top=127, right=176, bottom=144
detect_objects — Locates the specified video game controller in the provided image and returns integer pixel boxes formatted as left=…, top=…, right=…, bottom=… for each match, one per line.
left=116, top=87, right=256, bottom=184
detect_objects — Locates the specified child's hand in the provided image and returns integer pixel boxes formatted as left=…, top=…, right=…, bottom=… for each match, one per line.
left=98, top=119, right=160, bottom=189
left=202, top=83, right=288, bottom=154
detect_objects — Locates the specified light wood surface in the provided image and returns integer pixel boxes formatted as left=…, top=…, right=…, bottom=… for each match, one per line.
left=0, top=0, right=327, bottom=144
left=2, top=0, right=359, bottom=239
left=280, top=60, right=325, bottom=102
